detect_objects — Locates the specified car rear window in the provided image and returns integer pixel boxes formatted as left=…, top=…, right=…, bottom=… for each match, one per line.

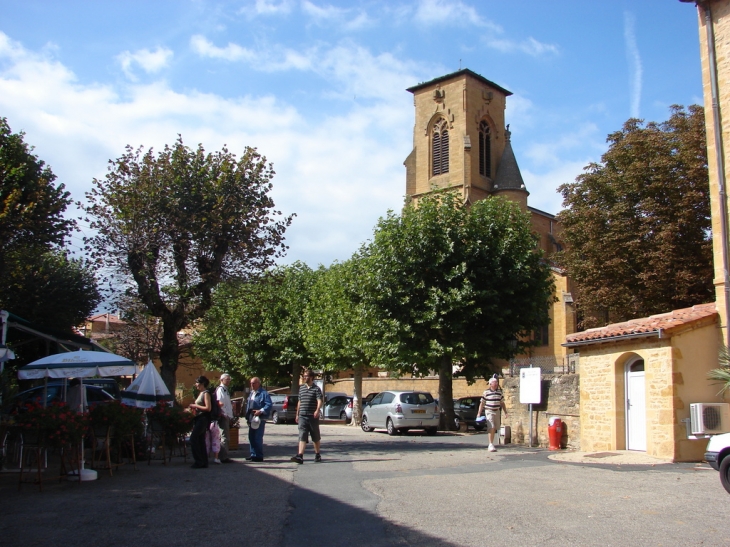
left=400, top=392, right=434, bottom=405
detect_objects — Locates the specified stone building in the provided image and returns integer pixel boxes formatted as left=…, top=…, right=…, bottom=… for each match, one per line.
left=571, top=1, right=730, bottom=461
left=404, top=69, right=576, bottom=368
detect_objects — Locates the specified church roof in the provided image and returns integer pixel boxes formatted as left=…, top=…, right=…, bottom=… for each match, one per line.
left=406, top=68, right=513, bottom=96
left=493, top=128, right=528, bottom=193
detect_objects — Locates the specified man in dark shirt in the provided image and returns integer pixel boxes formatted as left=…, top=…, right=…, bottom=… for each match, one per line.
left=291, top=369, right=323, bottom=464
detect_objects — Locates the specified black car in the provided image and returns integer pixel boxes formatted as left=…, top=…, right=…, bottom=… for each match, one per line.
left=453, top=396, right=485, bottom=431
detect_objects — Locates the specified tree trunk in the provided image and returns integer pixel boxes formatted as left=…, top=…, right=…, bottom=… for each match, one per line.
left=350, top=364, right=364, bottom=426
left=159, top=321, right=181, bottom=396
left=290, top=362, right=301, bottom=394
left=438, top=355, right=457, bottom=431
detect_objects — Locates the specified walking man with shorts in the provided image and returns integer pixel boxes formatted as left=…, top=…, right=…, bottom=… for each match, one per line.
left=477, top=375, right=508, bottom=452
left=291, top=369, right=323, bottom=464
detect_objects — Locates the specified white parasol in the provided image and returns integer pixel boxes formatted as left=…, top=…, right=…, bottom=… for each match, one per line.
left=121, top=361, right=173, bottom=408
left=17, top=349, right=139, bottom=481
left=18, top=349, right=138, bottom=380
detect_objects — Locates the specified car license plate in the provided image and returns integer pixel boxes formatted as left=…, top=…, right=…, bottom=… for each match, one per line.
left=412, top=409, right=425, bottom=414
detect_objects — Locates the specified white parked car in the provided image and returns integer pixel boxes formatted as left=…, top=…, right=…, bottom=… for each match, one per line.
left=705, top=432, right=730, bottom=493
left=361, top=391, right=439, bottom=436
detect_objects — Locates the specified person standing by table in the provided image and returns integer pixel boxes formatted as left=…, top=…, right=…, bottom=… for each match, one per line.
left=290, top=370, right=323, bottom=464
left=216, top=373, right=234, bottom=463
left=245, top=377, right=272, bottom=462
left=188, top=376, right=212, bottom=468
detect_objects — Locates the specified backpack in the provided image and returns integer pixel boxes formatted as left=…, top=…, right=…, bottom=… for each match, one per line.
left=208, top=387, right=222, bottom=422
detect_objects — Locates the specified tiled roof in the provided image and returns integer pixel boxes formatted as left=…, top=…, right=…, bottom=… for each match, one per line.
left=88, top=313, right=124, bottom=324
left=564, top=303, right=718, bottom=347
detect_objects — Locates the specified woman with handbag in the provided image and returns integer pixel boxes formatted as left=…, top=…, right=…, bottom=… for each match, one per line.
left=188, top=376, right=212, bottom=468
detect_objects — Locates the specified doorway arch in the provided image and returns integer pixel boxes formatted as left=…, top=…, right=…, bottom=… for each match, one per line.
left=625, top=357, right=646, bottom=451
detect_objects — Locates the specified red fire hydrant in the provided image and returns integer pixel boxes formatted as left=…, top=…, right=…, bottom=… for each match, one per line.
left=548, top=417, right=563, bottom=450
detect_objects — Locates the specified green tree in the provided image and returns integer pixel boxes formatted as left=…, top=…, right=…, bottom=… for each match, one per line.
left=194, top=262, right=319, bottom=391
left=0, top=117, right=75, bottom=264
left=2, top=247, right=100, bottom=329
left=0, top=117, right=100, bottom=374
left=362, top=192, right=555, bottom=429
left=83, top=138, right=292, bottom=391
left=557, top=105, right=712, bottom=329
left=304, top=257, right=374, bottom=425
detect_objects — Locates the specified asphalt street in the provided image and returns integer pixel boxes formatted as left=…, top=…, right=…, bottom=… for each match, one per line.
left=1, top=423, right=729, bottom=547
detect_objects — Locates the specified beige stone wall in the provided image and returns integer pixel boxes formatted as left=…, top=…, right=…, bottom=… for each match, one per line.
left=577, top=320, right=721, bottom=461
left=699, top=0, right=730, bottom=343
left=672, top=318, right=724, bottom=461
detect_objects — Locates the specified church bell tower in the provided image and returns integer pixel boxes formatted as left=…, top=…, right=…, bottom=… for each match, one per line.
left=404, top=68, right=529, bottom=210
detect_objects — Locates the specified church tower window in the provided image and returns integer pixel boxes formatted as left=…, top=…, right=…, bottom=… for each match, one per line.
left=479, top=121, right=491, bottom=177
left=432, top=119, right=449, bottom=176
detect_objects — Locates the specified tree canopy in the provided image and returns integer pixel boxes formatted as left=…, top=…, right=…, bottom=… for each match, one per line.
left=361, top=192, right=555, bottom=428
left=557, top=105, right=712, bottom=329
left=83, top=138, right=292, bottom=391
left=0, top=117, right=75, bottom=260
left=0, top=117, right=100, bottom=373
left=194, top=262, right=319, bottom=390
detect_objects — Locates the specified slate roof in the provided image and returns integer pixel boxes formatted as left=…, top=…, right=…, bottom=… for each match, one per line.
left=563, top=303, right=718, bottom=347
left=406, top=68, right=512, bottom=96
left=493, top=128, right=528, bottom=193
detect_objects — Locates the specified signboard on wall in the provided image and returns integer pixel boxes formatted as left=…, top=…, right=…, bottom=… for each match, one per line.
left=519, top=367, right=542, bottom=404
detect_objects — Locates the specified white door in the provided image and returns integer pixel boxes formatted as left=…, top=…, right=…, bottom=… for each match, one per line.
left=626, top=360, right=646, bottom=451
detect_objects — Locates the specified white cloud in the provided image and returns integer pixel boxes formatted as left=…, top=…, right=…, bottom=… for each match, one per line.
left=413, top=0, right=500, bottom=31
left=245, top=0, right=294, bottom=16
left=522, top=160, right=588, bottom=215
left=116, top=47, right=173, bottom=80
left=0, top=31, right=413, bottom=267
left=190, top=34, right=256, bottom=62
left=486, top=36, right=559, bottom=57
left=624, top=10, right=643, bottom=118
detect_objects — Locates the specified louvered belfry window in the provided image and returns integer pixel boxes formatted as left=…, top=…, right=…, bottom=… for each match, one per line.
left=479, top=121, right=491, bottom=177
left=432, top=120, right=449, bottom=176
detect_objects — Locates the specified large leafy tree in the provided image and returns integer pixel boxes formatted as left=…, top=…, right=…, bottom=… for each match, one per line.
left=0, top=117, right=75, bottom=264
left=362, top=192, right=555, bottom=429
left=83, top=138, right=292, bottom=391
left=304, top=257, right=374, bottom=425
left=0, top=117, right=100, bottom=370
left=557, top=105, right=712, bottom=329
left=193, top=262, right=318, bottom=391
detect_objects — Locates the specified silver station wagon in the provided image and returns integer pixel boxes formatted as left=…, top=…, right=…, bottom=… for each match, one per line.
left=361, top=391, right=439, bottom=436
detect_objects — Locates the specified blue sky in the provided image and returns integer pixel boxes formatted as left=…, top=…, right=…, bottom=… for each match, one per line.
left=0, top=0, right=704, bottom=268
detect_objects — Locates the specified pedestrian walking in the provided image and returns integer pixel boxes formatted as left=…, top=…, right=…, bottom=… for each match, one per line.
left=477, top=375, right=508, bottom=452
left=216, top=373, right=234, bottom=463
left=245, top=377, right=272, bottom=462
left=291, top=369, right=323, bottom=464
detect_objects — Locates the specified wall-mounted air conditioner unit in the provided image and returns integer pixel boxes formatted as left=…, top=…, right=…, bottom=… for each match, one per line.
left=689, top=403, right=730, bottom=435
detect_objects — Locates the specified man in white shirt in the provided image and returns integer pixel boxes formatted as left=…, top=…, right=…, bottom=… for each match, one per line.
left=216, top=373, right=234, bottom=463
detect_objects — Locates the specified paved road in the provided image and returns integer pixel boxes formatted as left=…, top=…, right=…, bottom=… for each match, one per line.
left=1, top=423, right=729, bottom=546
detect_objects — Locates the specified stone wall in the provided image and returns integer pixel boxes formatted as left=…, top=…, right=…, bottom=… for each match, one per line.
left=330, top=373, right=581, bottom=448
left=502, top=374, right=580, bottom=449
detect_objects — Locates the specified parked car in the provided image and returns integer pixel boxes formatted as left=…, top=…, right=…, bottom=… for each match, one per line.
left=3, top=383, right=117, bottom=414
left=361, top=391, right=439, bottom=435
left=270, top=394, right=299, bottom=424
left=453, top=396, right=486, bottom=431
left=362, top=392, right=379, bottom=407
left=346, top=393, right=379, bottom=423
left=323, top=396, right=352, bottom=421
left=705, top=432, right=730, bottom=493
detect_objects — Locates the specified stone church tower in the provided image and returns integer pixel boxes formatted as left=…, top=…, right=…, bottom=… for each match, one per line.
left=404, top=68, right=575, bottom=366
left=404, top=68, right=529, bottom=210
